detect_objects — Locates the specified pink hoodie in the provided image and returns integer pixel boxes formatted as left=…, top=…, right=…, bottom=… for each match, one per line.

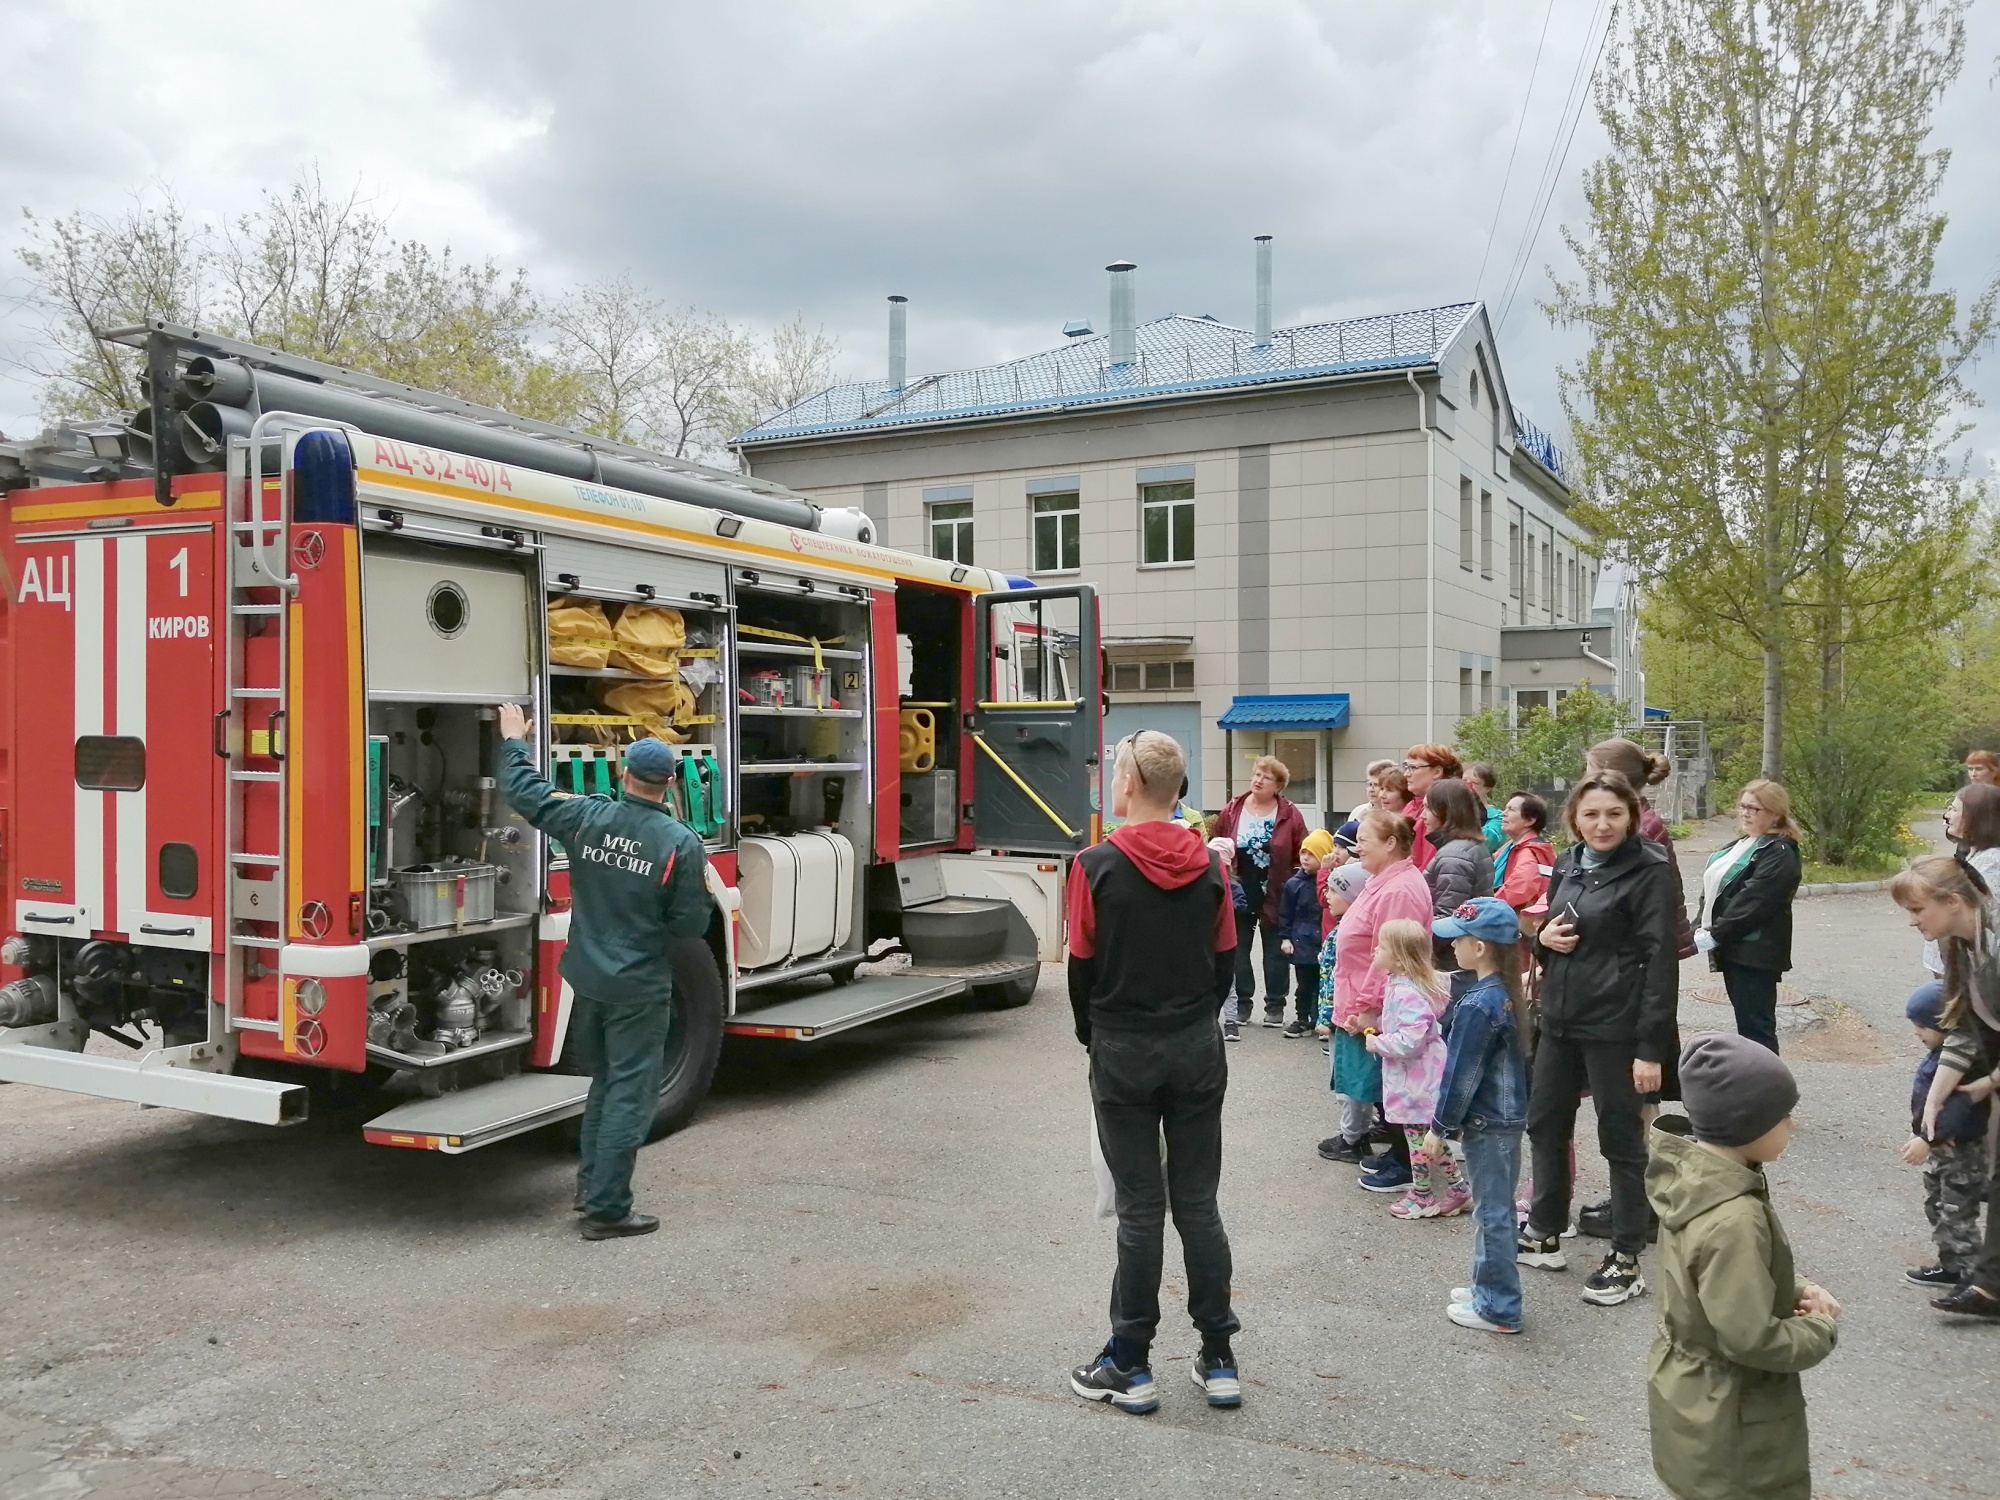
left=1330, top=858, right=1432, bottom=1027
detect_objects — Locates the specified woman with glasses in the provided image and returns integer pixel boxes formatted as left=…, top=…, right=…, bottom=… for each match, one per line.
left=1400, top=744, right=1462, bottom=871
left=1212, top=755, right=1309, bottom=1030
left=1920, top=782, right=2000, bottom=979
left=1694, top=781, right=1805, bottom=1053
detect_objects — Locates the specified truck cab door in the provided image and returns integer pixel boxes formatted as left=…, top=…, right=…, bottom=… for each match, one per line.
left=970, top=585, right=1100, bottom=855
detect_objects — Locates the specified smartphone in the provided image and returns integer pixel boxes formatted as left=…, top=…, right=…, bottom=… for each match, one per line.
left=1561, top=903, right=1581, bottom=932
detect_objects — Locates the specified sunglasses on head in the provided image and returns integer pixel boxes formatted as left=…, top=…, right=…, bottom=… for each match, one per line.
left=1114, top=730, right=1190, bottom=800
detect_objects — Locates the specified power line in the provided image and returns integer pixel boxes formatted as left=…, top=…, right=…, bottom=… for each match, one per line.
left=1475, top=0, right=1559, bottom=304
left=1498, top=0, right=1620, bottom=332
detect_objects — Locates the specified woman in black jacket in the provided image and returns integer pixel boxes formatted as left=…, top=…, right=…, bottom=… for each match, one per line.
left=1694, top=779, right=1804, bottom=1054
left=1521, top=769, right=1680, bottom=1309
left=1422, top=778, right=1494, bottom=977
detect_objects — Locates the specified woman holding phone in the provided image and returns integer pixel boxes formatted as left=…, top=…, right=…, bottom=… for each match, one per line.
left=1519, top=769, right=1680, bottom=1308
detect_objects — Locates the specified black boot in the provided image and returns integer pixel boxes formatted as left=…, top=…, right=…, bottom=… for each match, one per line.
left=581, top=1212, right=660, bottom=1240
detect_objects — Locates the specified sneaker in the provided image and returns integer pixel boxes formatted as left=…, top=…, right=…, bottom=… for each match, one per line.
left=1282, top=1020, right=1309, bottom=1039
left=1358, top=1157, right=1414, bottom=1194
left=1389, top=1191, right=1439, bottom=1219
left=1321, top=1040, right=1331, bottom=1056
left=1318, top=1135, right=1369, bottom=1163
left=1190, top=1350, right=1242, bottom=1407
left=1366, top=1121, right=1399, bottom=1147
left=1517, top=1232, right=1568, bottom=1271
left=1070, top=1343, right=1159, bottom=1413
left=1932, top=1283, right=2000, bottom=1317
left=1430, top=1184, right=1472, bottom=1218
left=1223, top=1018, right=1241, bottom=1042
left=1446, top=1301, right=1521, bottom=1335
left=1449, top=1286, right=1474, bottom=1306
left=1261, top=1008, right=1286, bottom=1029
left=1581, top=1250, right=1648, bottom=1306
left=1905, top=1264, right=1962, bottom=1288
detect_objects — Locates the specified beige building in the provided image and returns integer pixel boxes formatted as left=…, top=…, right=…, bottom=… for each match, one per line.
left=736, top=264, right=1598, bottom=827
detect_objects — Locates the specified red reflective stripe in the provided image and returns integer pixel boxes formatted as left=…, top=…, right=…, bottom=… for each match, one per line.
left=660, top=848, right=676, bottom=886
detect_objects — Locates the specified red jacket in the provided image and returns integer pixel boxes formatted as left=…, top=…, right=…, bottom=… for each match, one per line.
left=1495, top=834, right=1555, bottom=912
left=1401, top=797, right=1436, bottom=870
left=1213, top=792, right=1308, bottom=926
left=1639, top=802, right=1698, bottom=960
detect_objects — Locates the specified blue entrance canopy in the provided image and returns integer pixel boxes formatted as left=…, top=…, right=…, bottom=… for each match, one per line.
left=1217, top=693, right=1351, bottom=730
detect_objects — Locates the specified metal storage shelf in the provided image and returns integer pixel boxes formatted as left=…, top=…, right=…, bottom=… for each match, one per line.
left=734, top=641, right=865, bottom=661
left=550, top=664, right=673, bottom=681
left=365, top=912, right=535, bottom=951
left=739, top=706, right=864, bottom=719
left=365, top=1028, right=531, bottom=1071
left=739, top=761, right=865, bottom=775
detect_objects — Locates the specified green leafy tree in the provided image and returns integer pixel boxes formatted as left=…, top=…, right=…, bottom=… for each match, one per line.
left=1556, top=0, right=1996, bottom=784
left=1454, top=684, right=1622, bottom=797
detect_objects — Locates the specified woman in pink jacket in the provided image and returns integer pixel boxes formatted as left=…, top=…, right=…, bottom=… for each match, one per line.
left=1320, top=808, right=1436, bottom=1192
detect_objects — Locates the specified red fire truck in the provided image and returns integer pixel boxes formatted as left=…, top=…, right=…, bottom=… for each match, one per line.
left=0, top=322, right=1101, bottom=1152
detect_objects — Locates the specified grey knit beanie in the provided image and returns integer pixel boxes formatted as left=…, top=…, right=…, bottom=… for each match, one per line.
left=1679, top=1032, right=1799, bottom=1146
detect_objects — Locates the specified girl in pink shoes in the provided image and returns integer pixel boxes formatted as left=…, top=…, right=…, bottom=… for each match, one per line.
left=1366, top=920, right=1468, bottom=1219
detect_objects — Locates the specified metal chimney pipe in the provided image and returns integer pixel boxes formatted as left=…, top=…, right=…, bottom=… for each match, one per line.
left=887, top=295, right=908, bottom=389
left=1106, top=261, right=1137, bottom=365
left=1254, top=235, right=1273, bottom=347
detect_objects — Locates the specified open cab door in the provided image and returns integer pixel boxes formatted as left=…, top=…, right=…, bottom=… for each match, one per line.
left=971, top=586, right=1101, bottom=855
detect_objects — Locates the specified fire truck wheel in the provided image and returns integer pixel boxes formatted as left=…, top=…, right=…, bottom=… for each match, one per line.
left=649, top=938, right=725, bottom=1142
left=973, top=970, right=1040, bottom=1009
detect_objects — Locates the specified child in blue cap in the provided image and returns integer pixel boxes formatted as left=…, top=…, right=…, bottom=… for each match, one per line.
left=1427, top=897, right=1532, bottom=1333
left=1901, top=980, right=1993, bottom=1288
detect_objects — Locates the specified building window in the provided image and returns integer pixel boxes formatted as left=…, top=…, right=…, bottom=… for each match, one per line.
left=1540, top=540, right=1553, bottom=613
left=929, top=500, right=973, bottom=563
left=1479, top=491, right=1494, bottom=579
left=1140, top=481, right=1195, bottom=565
left=1459, top=479, right=1475, bottom=571
left=1508, top=509, right=1523, bottom=599
left=1480, top=669, right=1493, bottom=709
left=1107, top=659, right=1194, bottom=692
left=1032, top=492, right=1080, bottom=573
left=1459, top=667, right=1476, bottom=718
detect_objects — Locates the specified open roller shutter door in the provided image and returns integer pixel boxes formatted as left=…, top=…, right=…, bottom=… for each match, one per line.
left=541, top=536, right=726, bottom=606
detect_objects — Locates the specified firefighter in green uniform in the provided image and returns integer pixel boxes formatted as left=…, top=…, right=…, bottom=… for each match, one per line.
left=497, top=704, right=715, bottom=1240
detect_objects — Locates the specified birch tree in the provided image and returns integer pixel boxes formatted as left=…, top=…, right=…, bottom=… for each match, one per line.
left=1557, top=0, right=1995, bottom=788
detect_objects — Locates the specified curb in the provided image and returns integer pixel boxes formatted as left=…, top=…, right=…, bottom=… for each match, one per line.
left=1796, top=877, right=1895, bottom=898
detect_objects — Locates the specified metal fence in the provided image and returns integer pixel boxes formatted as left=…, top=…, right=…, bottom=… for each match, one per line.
left=1616, top=720, right=1714, bottom=823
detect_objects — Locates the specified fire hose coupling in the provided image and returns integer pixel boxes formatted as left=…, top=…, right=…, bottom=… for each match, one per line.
left=0, top=973, right=57, bottom=1027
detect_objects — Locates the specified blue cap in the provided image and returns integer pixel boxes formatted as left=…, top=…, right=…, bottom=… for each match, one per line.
left=1906, top=980, right=1947, bottom=1030
left=1432, top=896, right=1520, bottom=945
left=623, top=737, right=680, bottom=784
left=1333, top=819, right=1361, bottom=852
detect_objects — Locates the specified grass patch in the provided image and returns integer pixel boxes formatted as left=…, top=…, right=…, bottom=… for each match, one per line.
left=1800, top=857, right=1903, bottom=885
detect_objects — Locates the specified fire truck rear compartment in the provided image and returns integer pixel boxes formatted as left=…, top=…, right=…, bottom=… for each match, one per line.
left=359, top=538, right=542, bottom=1082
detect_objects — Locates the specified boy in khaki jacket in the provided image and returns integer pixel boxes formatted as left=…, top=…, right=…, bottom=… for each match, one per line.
left=1644, top=1034, right=1841, bottom=1500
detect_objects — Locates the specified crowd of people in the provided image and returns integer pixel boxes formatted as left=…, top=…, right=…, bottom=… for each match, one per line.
left=1067, top=725, right=2000, bottom=1497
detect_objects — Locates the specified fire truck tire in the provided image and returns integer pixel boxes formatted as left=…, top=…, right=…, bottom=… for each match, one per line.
left=973, top=969, right=1040, bottom=1009
left=649, top=938, right=725, bottom=1142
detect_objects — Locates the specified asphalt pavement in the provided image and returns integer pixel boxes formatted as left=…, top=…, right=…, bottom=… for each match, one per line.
left=4, top=822, right=1998, bottom=1499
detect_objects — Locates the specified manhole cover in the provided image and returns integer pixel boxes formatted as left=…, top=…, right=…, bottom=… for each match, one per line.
left=1689, top=984, right=1813, bottom=1008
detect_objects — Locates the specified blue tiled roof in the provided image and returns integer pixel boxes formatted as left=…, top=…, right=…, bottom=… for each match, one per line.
left=737, top=305, right=1482, bottom=444
left=1218, top=694, right=1352, bottom=730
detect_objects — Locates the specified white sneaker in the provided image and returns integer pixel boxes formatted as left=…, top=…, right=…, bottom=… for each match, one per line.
left=1450, top=1287, right=1473, bottom=1306
left=1446, top=1301, right=1521, bottom=1334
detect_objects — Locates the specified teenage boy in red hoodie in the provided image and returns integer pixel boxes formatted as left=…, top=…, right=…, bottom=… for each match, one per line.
left=1067, top=730, right=1241, bottom=1415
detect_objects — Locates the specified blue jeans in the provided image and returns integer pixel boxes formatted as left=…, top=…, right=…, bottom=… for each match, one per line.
left=1461, top=1128, right=1524, bottom=1329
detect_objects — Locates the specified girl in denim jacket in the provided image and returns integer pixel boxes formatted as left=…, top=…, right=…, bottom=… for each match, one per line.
left=1428, top=898, right=1532, bottom=1333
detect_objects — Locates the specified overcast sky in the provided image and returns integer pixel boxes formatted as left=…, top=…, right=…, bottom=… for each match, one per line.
left=2, top=0, right=1995, bottom=474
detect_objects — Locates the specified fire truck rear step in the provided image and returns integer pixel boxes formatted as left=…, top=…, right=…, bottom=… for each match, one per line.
left=362, top=1072, right=592, bottom=1153
left=0, top=1039, right=308, bottom=1125
left=723, top=975, right=971, bottom=1041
